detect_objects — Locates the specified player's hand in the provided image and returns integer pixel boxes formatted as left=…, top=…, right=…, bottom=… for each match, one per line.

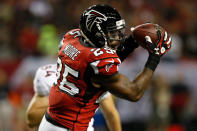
left=145, top=31, right=172, bottom=56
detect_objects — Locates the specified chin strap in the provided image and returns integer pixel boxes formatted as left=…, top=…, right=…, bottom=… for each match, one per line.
left=96, top=23, right=109, bottom=48
left=80, top=30, right=97, bottom=48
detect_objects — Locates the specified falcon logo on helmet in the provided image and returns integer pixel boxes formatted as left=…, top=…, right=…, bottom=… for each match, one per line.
left=85, top=10, right=107, bottom=31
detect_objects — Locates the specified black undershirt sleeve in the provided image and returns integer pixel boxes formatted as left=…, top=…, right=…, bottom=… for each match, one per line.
left=116, top=35, right=139, bottom=61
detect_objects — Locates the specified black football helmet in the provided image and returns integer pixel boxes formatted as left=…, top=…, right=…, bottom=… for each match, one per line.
left=80, top=4, right=125, bottom=48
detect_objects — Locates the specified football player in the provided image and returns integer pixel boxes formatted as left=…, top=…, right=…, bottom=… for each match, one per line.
left=26, top=64, right=122, bottom=131
left=39, top=4, right=172, bottom=131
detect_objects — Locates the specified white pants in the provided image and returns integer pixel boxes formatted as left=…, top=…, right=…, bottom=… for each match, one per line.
left=38, top=115, right=94, bottom=131
left=38, top=116, right=71, bottom=131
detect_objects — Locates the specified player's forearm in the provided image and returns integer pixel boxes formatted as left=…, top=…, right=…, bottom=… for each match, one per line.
left=26, top=94, right=49, bottom=127
left=130, top=67, right=153, bottom=101
left=26, top=106, right=47, bottom=127
left=128, top=52, right=160, bottom=101
left=104, top=110, right=122, bottom=131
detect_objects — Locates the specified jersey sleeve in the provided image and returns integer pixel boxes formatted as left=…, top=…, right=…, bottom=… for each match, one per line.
left=95, top=91, right=111, bottom=103
left=90, top=57, right=121, bottom=76
left=33, top=65, right=56, bottom=96
left=100, top=91, right=111, bottom=101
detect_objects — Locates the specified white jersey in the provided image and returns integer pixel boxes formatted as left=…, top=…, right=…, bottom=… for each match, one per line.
left=33, top=64, right=57, bottom=96
left=34, top=64, right=110, bottom=131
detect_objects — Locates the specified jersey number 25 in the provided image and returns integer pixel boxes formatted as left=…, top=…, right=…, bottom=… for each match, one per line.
left=55, top=57, right=79, bottom=96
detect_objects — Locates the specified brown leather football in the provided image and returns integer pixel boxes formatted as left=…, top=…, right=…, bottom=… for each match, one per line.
left=131, top=23, right=165, bottom=48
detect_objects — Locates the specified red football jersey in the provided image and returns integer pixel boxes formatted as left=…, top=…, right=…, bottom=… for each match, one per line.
left=48, top=29, right=121, bottom=131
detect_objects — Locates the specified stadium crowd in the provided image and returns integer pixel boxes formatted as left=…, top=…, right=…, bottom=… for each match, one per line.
left=0, top=0, right=197, bottom=131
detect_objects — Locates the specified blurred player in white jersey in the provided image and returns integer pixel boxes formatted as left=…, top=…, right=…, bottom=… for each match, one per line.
left=26, top=64, right=122, bottom=131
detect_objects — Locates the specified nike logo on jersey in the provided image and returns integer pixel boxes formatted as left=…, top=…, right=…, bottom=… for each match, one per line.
left=105, top=64, right=114, bottom=72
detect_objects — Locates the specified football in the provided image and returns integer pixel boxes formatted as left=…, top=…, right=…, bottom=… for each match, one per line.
left=131, top=23, right=166, bottom=48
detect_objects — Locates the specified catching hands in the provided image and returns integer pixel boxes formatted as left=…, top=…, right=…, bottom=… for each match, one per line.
left=145, top=31, right=172, bottom=71
left=145, top=30, right=172, bottom=56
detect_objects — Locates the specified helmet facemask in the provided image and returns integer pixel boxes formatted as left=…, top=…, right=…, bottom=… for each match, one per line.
left=105, top=19, right=126, bottom=50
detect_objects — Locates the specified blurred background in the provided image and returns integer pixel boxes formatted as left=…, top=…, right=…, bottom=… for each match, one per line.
left=0, top=0, right=197, bottom=131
